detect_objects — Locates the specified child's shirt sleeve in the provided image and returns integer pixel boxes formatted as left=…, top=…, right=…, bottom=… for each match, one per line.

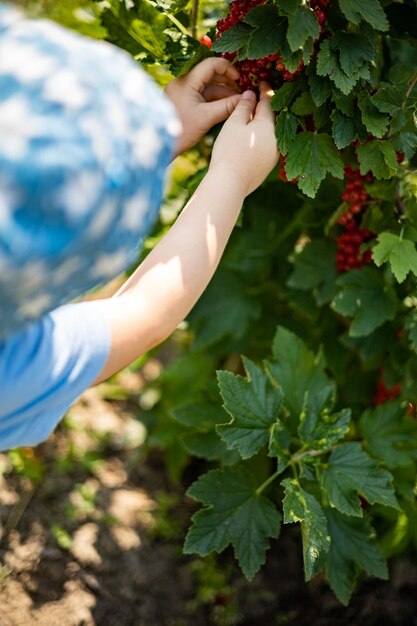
left=0, top=301, right=111, bottom=450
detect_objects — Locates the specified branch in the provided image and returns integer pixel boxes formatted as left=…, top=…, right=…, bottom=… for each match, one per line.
left=191, top=0, right=199, bottom=39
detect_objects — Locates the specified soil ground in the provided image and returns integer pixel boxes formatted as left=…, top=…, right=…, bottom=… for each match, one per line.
left=1, top=378, right=417, bottom=626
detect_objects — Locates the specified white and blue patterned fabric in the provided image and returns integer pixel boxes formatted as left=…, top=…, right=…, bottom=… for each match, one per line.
left=0, top=3, right=180, bottom=449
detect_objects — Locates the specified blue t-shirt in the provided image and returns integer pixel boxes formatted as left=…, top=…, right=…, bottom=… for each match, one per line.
left=0, top=5, right=180, bottom=449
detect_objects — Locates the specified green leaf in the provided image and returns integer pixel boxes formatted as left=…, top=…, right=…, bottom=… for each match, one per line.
left=359, top=401, right=417, bottom=468
left=358, top=93, right=390, bottom=138
left=332, top=267, right=397, bottom=336
left=182, top=431, right=240, bottom=464
left=393, top=132, right=417, bottom=160
left=271, top=82, right=302, bottom=112
left=321, top=442, right=399, bottom=516
left=216, top=357, right=283, bottom=460
left=288, top=239, right=338, bottom=305
left=184, top=467, right=281, bottom=579
left=372, top=83, right=404, bottom=116
left=291, top=92, right=317, bottom=116
left=166, top=34, right=212, bottom=77
left=287, top=5, right=319, bottom=51
left=285, top=132, right=344, bottom=198
left=171, top=402, right=224, bottom=429
left=316, top=40, right=362, bottom=95
left=308, top=71, right=332, bottom=107
left=298, top=408, right=351, bottom=450
left=266, top=326, right=335, bottom=429
left=338, top=0, right=389, bottom=32
left=275, top=111, right=298, bottom=154
left=330, top=31, right=376, bottom=77
left=282, top=478, right=330, bottom=580
left=357, top=139, right=398, bottom=179
left=325, top=509, right=388, bottom=605
left=372, top=232, right=417, bottom=283
left=244, top=5, right=286, bottom=59
left=332, top=109, right=357, bottom=149
left=190, top=271, right=261, bottom=348
left=274, top=0, right=298, bottom=17
left=212, top=23, right=252, bottom=53
left=268, top=421, right=292, bottom=473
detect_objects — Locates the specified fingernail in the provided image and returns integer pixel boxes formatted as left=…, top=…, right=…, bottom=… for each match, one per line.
left=241, top=90, right=254, bottom=99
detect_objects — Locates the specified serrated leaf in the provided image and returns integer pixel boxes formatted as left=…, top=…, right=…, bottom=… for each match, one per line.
left=332, top=267, right=397, bottom=336
left=298, top=408, right=351, bottom=450
left=274, top=0, right=298, bottom=17
left=331, top=31, right=375, bottom=77
left=216, top=357, right=283, bottom=460
left=359, top=401, right=417, bottom=468
left=190, top=271, right=261, bottom=348
left=275, top=111, right=298, bottom=154
left=166, top=34, right=212, bottom=77
left=321, top=442, right=399, bottom=517
left=171, top=402, right=225, bottom=429
left=357, top=139, right=398, bottom=179
left=268, top=421, right=292, bottom=473
left=316, top=40, right=361, bottom=95
left=182, top=431, right=240, bottom=464
left=372, top=232, right=417, bottom=283
left=308, top=71, right=332, bottom=106
left=271, top=82, right=303, bottom=112
left=266, top=326, right=335, bottom=429
left=393, top=132, right=417, bottom=159
left=325, top=509, right=388, bottom=605
left=184, top=467, right=281, bottom=579
left=333, top=92, right=355, bottom=117
left=287, top=5, right=319, bottom=51
left=358, top=93, right=390, bottom=138
left=285, top=132, right=344, bottom=198
left=332, top=109, right=357, bottom=149
left=338, top=0, right=389, bottom=32
left=372, top=83, right=404, bottom=116
left=212, top=23, right=252, bottom=53
left=291, top=92, right=317, bottom=116
left=243, top=5, right=287, bottom=59
left=288, top=239, right=338, bottom=305
left=282, top=479, right=330, bottom=580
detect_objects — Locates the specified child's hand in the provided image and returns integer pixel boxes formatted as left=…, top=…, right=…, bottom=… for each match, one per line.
left=165, top=58, right=241, bottom=155
left=209, top=82, right=279, bottom=197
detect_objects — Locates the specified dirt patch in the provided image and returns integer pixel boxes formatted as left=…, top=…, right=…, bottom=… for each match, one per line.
left=1, top=387, right=417, bottom=626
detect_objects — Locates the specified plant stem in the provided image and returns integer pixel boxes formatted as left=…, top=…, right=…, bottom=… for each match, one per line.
left=256, top=471, right=280, bottom=496
left=291, top=448, right=329, bottom=463
left=405, top=73, right=417, bottom=100
left=167, top=13, right=190, bottom=37
left=191, top=0, right=199, bottom=38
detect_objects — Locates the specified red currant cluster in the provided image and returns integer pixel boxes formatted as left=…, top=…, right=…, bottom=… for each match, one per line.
left=215, top=0, right=309, bottom=90
left=373, top=372, right=402, bottom=405
left=216, top=0, right=265, bottom=35
left=336, top=165, right=375, bottom=272
left=310, top=0, right=330, bottom=31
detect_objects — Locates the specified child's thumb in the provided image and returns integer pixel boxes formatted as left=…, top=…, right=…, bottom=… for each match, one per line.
left=229, top=90, right=257, bottom=124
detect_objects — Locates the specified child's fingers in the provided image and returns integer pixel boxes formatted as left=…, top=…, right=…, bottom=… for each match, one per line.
left=202, top=84, right=240, bottom=102
left=228, top=90, right=257, bottom=125
left=202, top=92, right=242, bottom=125
left=254, top=81, right=275, bottom=122
left=188, top=58, right=240, bottom=91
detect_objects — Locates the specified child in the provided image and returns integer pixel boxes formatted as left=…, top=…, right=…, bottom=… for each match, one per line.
left=0, top=3, right=278, bottom=450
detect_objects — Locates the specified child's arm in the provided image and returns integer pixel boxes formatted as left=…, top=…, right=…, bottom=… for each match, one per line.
left=95, top=83, right=278, bottom=382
